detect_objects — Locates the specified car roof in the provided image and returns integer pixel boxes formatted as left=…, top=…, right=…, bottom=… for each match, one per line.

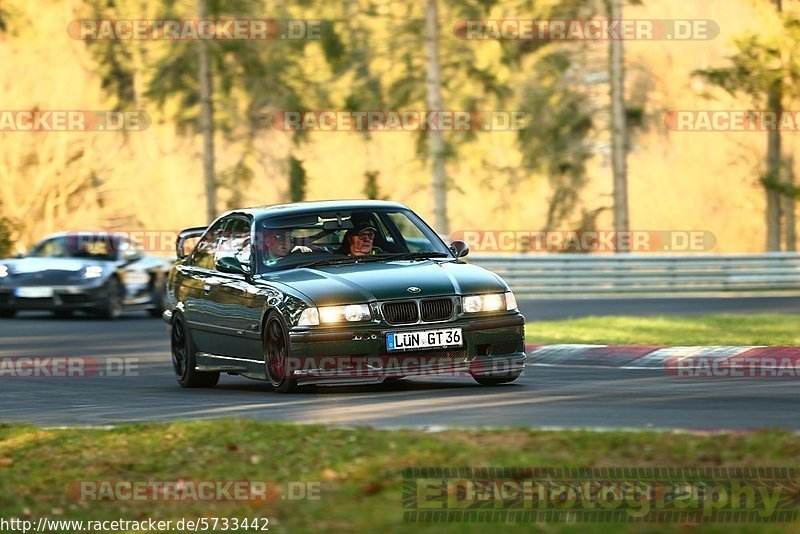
left=36, top=231, right=130, bottom=240
left=221, top=200, right=410, bottom=221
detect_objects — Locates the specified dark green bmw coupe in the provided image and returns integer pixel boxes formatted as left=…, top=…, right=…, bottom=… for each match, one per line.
left=163, top=200, right=526, bottom=392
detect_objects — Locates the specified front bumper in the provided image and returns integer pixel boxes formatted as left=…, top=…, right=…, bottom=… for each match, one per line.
left=286, top=313, right=526, bottom=384
left=0, top=284, right=109, bottom=311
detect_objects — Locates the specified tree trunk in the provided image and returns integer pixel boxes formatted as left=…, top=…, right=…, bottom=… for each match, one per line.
left=608, top=0, right=629, bottom=252
left=766, top=82, right=783, bottom=251
left=424, top=0, right=449, bottom=235
left=198, top=0, right=217, bottom=223
left=785, top=154, right=796, bottom=251
left=765, top=0, right=783, bottom=251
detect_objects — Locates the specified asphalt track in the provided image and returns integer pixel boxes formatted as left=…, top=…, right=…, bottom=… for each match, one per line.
left=1, top=298, right=798, bottom=430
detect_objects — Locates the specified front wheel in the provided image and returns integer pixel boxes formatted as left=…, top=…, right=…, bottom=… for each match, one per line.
left=94, top=278, right=123, bottom=319
left=264, top=313, right=298, bottom=393
left=171, top=314, right=219, bottom=388
left=148, top=276, right=167, bottom=318
left=0, top=309, right=16, bottom=318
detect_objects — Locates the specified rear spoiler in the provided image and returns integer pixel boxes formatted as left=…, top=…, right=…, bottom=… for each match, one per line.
left=176, top=226, right=208, bottom=259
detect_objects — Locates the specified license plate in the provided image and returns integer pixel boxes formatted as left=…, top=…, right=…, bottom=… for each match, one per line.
left=387, top=328, right=462, bottom=351
left=15, top=287, right=54, bottom=298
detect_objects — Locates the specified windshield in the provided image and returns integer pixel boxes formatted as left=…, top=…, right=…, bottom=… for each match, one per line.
left=28, top=235, right=120, bottom=262
left=255, top=209, right=452, bottom=273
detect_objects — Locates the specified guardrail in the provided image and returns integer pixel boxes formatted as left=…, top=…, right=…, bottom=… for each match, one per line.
left=467, top=253, right=800, bottom=298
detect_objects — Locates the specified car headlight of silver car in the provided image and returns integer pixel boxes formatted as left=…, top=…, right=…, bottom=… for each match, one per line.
left=463, top=291, right=517, bottom=313
left=0, top=264, right=8, bottom=278
left=83, top=265, right=104, bottom=279
left=297, top=304, right=372, bottom=326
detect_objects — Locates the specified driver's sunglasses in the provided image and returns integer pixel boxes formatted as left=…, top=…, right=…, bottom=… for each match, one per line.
left=271, top=232, right=293, bottom=242
left=356, top=230, right=376, bottom=240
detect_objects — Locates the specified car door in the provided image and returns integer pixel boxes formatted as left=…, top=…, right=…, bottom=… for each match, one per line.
left=179, top=219, right=228, bottom=353
left=210, top=217, right=264, bottom=360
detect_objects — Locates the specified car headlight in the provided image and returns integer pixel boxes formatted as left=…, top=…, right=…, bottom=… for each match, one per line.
left=463, top=291, right=517, bottom=313
left=297, top=305, right=372, bottom=326
left=505, top=291, right=517, bottom=311
left=0, top=264, right=7, bottom=278
left=318, top=304, right=372, bottom=323
left=298, top=307, right=320, bottom=326
left=83, top=266, right=104, bottom=279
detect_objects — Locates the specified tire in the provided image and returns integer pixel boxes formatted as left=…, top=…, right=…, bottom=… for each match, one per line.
left=263, top=312, right=298, bottom=393
left=171, top=313, right=219, bottom=388
left=53, top=310, right=73, bottom=319
left=472, top=371, right=522, bottom=386
left=147, top=275, right=167, bottom=318
left=0, top=310, right=15, bottom=318
left=95, top=278, right=124, bottom=320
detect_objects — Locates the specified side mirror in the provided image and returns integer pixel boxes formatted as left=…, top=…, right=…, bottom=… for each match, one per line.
left=216, top=256, right=247, bottom=275
left=122, top=249, right=142, bottom=262
left=176, top=226, right=207, bottom=260
left=13, top=252, right=24, bottom=259
left=449, top=240, right=469, bottom=258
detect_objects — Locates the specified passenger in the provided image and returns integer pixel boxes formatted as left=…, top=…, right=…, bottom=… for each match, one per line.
left=341, top=220, right=379, bottom=256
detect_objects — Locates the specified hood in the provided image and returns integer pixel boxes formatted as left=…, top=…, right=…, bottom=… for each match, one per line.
left=260, top=260, right=507, bottom=306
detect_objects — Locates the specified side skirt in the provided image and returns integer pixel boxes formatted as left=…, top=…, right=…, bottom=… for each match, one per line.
left=195, top=352, right=267, bottom=380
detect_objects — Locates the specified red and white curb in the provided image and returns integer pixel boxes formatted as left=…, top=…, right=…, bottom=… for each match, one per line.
left=525, top=344, right=800, bottom=377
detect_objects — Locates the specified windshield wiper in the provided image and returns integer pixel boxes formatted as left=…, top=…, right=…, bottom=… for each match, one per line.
left=383, top=252, right=450, bottom=261
left=299, top=256, right=360, bottom=269
left=299, top=251, right=449, bottom=269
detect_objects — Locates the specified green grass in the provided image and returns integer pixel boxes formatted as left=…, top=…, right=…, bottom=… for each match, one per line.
left=527, top=314, right=800, bottom=346
left=0, top=421, right=798, bottom=533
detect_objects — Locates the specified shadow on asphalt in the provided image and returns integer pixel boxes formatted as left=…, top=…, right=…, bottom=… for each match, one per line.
left=211, top=377, right=520, bottom=395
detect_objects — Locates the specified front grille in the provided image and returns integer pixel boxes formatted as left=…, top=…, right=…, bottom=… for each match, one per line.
left=420, top=298, right=453, bottom=321
left=59, top=294, right=92, bottom=305
left=382, top=301, right=418, bottom=325
left=11, top=271, right=80, bottom=285
left=380, top=347, right=467, bottom=360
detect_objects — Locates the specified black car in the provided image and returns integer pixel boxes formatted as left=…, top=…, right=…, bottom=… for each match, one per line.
left=0, top=232, right=171, bottom=319
left=164, top=200, right=526, bottom=392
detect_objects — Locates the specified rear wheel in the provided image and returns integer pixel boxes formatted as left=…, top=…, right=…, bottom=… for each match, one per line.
left=53, top=310, right=73, bottom=319
left=264, top=313, right=298, bottom=393
left=0, top=310, right=15, bottom=318
left=171, top=314, right=219, bottom=388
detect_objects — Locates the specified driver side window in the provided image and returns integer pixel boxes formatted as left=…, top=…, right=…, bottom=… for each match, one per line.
left=216, top=218, right=251, bottom=273
left=191, top=220, right=228, bottom=270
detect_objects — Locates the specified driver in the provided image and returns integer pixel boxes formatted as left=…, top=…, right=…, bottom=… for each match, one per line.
left=263, top=229, right=312, bottom=266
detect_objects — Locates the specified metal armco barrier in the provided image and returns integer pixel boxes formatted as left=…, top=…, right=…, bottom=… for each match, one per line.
left=467, top=253, right=800, bottom=298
